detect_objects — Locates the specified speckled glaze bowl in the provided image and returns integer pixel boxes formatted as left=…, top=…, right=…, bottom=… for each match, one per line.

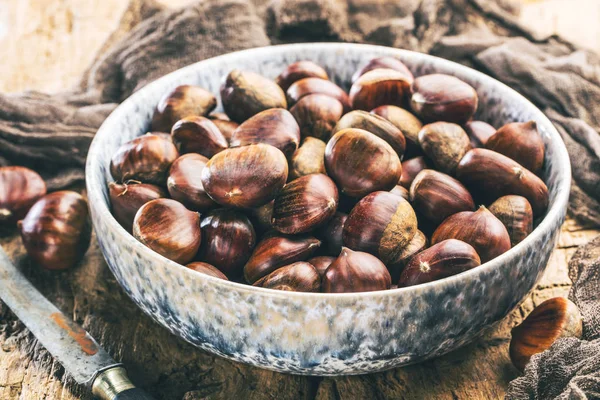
left=86, top=43, right=570, bottom=375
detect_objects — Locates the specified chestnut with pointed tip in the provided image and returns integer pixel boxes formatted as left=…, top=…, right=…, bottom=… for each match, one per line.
left=221, top=69, right=287, bottom=123
left=171, top=116, right=228, bottom=157
left=410, top=74, right=478, bottom=124
left=197, top=209, right=256, bottom=280
left=399, top=156, right=430, bottom=189
left=186, top=262, right=228, bottom=280
left=201, top=144, right=288, bottom=208
left=488, top=195, right=533, bottom=247
left=398, top=239, right=481, bottom=287
left=0, top=166, right=46, bottom=224
left=352, top=56, right=413, bottom=84
left=230, top=108, right=301, bottom=158
left=456, top=148, right=549, bottom=216
left=343, top=191, right=418, bottom=265
left=290, top=94, right=344, bottom=141
left=286, top=77, right=351, bottom=112
left=510, top=297, right=582, bottom=371
left=388, top=230, right=428, bottom=282
left=132, top=198, right=201, bottom=265
left=109, top=181, right=167, bottom=231
left=19, top=191, right=91, bottom=270
left=333, top=110, right=406, bottom=157
left=315, top=212, right=348, bottom=256
left=486, top=121, right=545, bottom=174
left=289, top=137, right=326, bottom=180
left=276, top=61, right=329, bottom=92
left=418, top=122, right=471, bottom=175
left=243, top=233, right=321, bottom=283
left=110, top=135, right=179, bottom=185
left=253, top=261, right=321, bottom=292
left=409, top=169, right=474, bottom=225
left=371, top=105, right=423, bottom=158
left=432, top=206, right=511, bottom=263
left=322, top=247, right=391, bottom=293
left=308, top=256, right=336, bottom=276
left=151, top=85, right=217, bottom=132
left=325, top=128, right=402, bottom=198
left=350, top=69, right=412, bottom=111
left=167, top=154, right=217, bottom=212
left=464, top=120, right=496, bottom=148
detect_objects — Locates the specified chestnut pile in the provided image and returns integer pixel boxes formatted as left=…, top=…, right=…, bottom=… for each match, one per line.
left=108, top=57, right=549, bottom=293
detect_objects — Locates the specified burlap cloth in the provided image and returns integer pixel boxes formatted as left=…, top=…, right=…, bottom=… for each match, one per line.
left=1, top=0, right=600, bottom=398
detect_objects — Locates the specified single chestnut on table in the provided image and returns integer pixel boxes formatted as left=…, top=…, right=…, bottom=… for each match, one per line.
left=464, top=120, right=496, bottom=148
left=201, top=144, right=288, bottom=208
left=272, top=173, right=339, bottom=234
left=398, top=239, right=480, bottom=287
left=399, top=156, right=430, bottom=189
left=0, top=166, right=46, bottom=224
left=315, top=212, right=348, bottom=256
left=325, top=128, right=402, bottom=198
left=151, top=85, right=217, bottom=132
left=286, top=77, right=351, bottom=112
left=186, top=262, right=228, bottom=280
left=243, top=233, right=321, bottom=284
left=432, top=206, right=511, bottom=263
left=197, top=209, right=256, bottom=280
left=221, top=69, right=287, bottom=123
left=371, top=105, right=423, bottom=158
left=352, top=56, right=413, bottom=84
left=132, top=198, right=201, bottom=265
left=276, top=61, right=329, bottom=92
left=109, top=181, right=167, bottom=232
left=418, top=122, right=471, bottom=175
left=171, top=116, right=228, bottom=158
left=290, top=94, right=344, bottom=141
left=230, top=108, right=301, bottom=158
left=308, top=256, right=335, bottom=276
left=343, top=191, right=418, bottom=266
left=322, top=247, right=391, bottom=293
left=110, top=134, right=179, bottom=185
left=19, top=191, right=91, bottom=270
left=485, top=121, right=545, bottom=174
left=253, top=261, right=321, bottom=292
left=289, top=137, right=327, bottom=180
left=488, top=195, right=533, bottom=247
left=410, top=74, right=478, bottom=124
left=349, top=69, right=412, bottom=111
left=167, top=154, right=217, bottom=212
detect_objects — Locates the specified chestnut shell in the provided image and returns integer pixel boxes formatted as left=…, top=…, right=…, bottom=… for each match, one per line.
left=488, top=195, right=533, bottom=247
left=352, top=56, right=413, bottom=84
left=276, top=61, right=329, bottom=92
left=0, top=166, right=46, bottom=224
left=315, top=212, right=348, bottom=256
left=349, top=69, right=412, bottom=111
left=418, top=122, right=471, bottom=175
left=186, top=262, right=228, bottom=280
left=464, top=120, right=496, bottom=148
left=170, top=116, right=228, bottom=157
left=253, top=261, right=321, bottom=292
left=322, top=247, right=391, bottom=293
left=109, top=181, right=167, bottom=232
left=290, top=93, right=344, bottom=141
left=167, top=154, right=217, bottom=212
left=371, top=105, right=423, bottom=158
left=286, top=77, right=351, bottom=112
left=151, top=85, right=217, bottom=132
left=486, top=121, right=545, bottom=174
left=289, top=137, right=327, bottom=180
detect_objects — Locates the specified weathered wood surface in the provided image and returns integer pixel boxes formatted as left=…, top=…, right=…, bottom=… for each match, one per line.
left=0, top=1, right=599, bottom=399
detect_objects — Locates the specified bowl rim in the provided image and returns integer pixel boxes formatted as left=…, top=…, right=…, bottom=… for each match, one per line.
left=86, top=42, right=571, bottom=300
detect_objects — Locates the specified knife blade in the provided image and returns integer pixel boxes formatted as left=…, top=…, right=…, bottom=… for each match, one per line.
left=0, top=245, right=153, bottom=400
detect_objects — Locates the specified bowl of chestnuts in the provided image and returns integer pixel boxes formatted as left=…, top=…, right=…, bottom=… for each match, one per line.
left=86, top=43, right=570, bottom=375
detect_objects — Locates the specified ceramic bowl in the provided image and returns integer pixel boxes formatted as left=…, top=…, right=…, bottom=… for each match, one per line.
left=86, top=43, right=570, bottom=375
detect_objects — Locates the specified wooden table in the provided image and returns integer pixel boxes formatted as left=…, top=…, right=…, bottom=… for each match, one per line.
left=1, top=1, right=599, bottom=399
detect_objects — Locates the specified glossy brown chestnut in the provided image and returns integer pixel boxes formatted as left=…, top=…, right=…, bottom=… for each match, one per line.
left=390, top=185, right=409, bottom=201
left=272, top=174, right=338, bottom=234
left=167, top=154, right=217, bottom=212
left=343, top=191, right=418, bottom=265
left=322, top=247, right=391, bottom=293
left=325, top=128, right=402, bottom=198
left=132, top=198, right=201, bottom=265
left=210, top=119, right=239, bottom=142
left=308, top=256, right=336, bottom=276
left=371, top=105, right=423, bottom=158
left=486, top=121, right=545, bottom=174
left=315, top=212, right=347, bottom=256
left=171, top=116, right=228, bottom=157
left=276, top=61, right=329, bottom=92
left=290, top=94, right=344, bottom=141
left=248, top=201, right=274, bottom=234
left=19, top=191, right=91, bottom=270
left=399, top=156, right=430, bottom=189
left=349, top=69, right=412, bottom=111
left=410, top=74, right=478, bottom=124
left=197, top=209, right=256, bottom=279
left=201, top=144, right=288, bottom=208
left=388, top=230, right=428, bottom=282
left=289, top=137, right=326, bottom=180
left=464, top=120, right=496, bottom=148
left=432, top=206, right=511, bottom=263
left=418, top=122, right=471, bottom=175
left=145, top=131, right=173, bottom=141
left=243, top=233, right=321, bottom=283
left=286, top=77, right=351, bottom=112
left=409, top=169, right=474, bottom=225
left=253, top=261, right=321, bottom=292
left=509, top=297, right=582, bottom=371
left=110, top=135, right=179, bottom=185
left=0, top=166, right=46, bottom=224
left=488, top=195, right=533, bottom=247
left=230, top=108, right=301, bottom=158
left=220, top=69, right=287, bottom=123
left=352, top=56, right=413, bottom=84
left=186, top=262, right=228, bottom=280
left=456, top=149, right=549, bottom=216
left=109, top=181, right=167, bottom=231
left=333, top=110, right=406, bottom=157
left=398, top=239, right=481, bottom=287
left=151, top=85, right=216, bottom=132
left=209, top=112, right=231, bottom=121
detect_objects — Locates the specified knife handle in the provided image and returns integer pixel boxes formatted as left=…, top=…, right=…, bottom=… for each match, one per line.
left=91, top=366, right=155, bottom=400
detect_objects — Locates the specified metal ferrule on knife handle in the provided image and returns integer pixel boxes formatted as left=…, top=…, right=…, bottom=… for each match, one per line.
left=92, top=366, right=135, bottom=400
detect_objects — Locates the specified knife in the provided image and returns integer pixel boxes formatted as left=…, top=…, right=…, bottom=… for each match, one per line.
left=0, top=246, right=153, bottom=400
